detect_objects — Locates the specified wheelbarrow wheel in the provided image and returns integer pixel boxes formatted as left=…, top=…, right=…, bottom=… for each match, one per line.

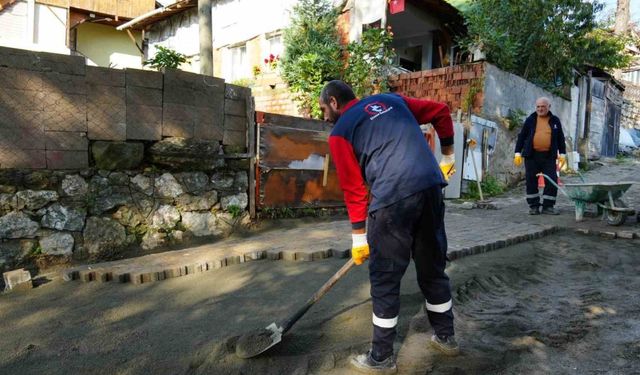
left=604, top=200, right=627, bottom=226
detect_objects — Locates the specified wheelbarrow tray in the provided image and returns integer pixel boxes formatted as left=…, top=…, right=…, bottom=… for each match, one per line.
left=561, top=181, right=636, bottom=225
left=562, top=182, right=635, bottom=204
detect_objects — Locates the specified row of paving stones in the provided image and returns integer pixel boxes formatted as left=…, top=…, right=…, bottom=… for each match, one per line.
left=61, top=214, right=561, bottom=285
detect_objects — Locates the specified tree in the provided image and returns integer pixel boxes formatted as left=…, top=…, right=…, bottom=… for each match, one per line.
left=344, top=27, right=396, bottom=98
left=459, top=0, right=632, bottom=90
left=614, top=0, right=630, bottom=35
left=280, top=0, right=343, bottom=118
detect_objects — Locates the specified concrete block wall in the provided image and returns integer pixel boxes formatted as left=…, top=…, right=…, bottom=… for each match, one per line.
left=0, top=46, right=251, bottom=170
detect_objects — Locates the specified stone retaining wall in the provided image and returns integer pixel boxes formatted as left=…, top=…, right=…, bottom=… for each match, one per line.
left=0, top=154, right=249, bottom=271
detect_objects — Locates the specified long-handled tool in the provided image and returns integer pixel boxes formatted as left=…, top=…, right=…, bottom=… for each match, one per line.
left=235, top=258, right=356, bottom=359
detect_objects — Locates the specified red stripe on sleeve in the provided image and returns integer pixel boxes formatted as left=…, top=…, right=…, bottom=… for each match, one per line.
left=401, top=95, right=454, bottom=140
left=329, top=135, right=368, bottom=225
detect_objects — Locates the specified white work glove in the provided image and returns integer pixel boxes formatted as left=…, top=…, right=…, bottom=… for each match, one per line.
left=351, top=233, right=369, bottom=265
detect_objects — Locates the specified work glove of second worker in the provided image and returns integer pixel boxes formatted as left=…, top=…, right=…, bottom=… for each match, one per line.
left=513, top=153, right=523, bottom=167
left=558, top=154, right=566, bottom=169
left=351, top=233, right=369, bottom=265
left=439, top=154, right=456, bottom=181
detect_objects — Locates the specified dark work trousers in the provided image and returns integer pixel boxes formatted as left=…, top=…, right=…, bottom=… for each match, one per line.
left=367, top=185, right=454, bottom=361
left=524, top=151, right=558, bottom=209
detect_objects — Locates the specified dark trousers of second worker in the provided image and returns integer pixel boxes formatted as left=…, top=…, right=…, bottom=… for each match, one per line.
left=525, top=151, right=558, bottom=209
left=367, top=185, right=454, bottom=361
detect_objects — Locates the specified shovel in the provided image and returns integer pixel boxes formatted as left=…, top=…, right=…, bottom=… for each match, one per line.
left=235, top=258, right=356, bottom=359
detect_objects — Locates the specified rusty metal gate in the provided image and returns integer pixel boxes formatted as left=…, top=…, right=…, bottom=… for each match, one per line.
left=255, top=112, right=344, bottom=210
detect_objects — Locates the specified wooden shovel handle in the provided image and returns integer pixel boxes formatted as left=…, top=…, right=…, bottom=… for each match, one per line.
left=280, top=258, right=356, bottom=334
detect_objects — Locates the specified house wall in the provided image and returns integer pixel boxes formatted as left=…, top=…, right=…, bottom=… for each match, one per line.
left=147, top=7, right=200, bottom=73
left=387, top=2, right=442, bottom=70
left=76, top=23, right=143, bottom=69
left=0, top=1, right=69, bottom=54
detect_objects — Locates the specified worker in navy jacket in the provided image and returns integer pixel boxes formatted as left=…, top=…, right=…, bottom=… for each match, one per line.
left=514, top=97, right=567, bottom=215
left=319, top=80, right=458, bottom=374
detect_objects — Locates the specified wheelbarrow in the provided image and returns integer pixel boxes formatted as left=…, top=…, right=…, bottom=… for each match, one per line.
left=539, top=173, right=637, bottom=226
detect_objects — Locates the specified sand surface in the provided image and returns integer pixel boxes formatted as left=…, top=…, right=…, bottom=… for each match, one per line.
left=1, top=233, right=639, bottom=374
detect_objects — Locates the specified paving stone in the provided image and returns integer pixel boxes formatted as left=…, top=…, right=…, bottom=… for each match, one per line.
left=61, top=270, right=77, bottom=281
left=140, top=272, right=156, bottom=284
left=266, top=249, right=282, bottom=260
left=206, top=258, right=225, bottom=270
left=312, top=250, right=330, bottom=261
left=329, top=248, right=350, bottom=258
left=599, top=231, right=617, bottom=239
left=617, top=231, right=635, bottom=239
left=164, top=267, right=183, bottom=279
left=281, top=251, right=296, bottom=261
left=3, top=268, right=32, bottom=291
left=155, top=271, right=166, bottom=281
left=244, top=251, right=266, bottom=262
left=94, top=270, right=113, bottom=283
left=79, top=269, right=95, bottom=283
left=129, top=272, right=143, bottom=284
left=295, top=252, right=313, bottom=262
left=225, top=255, right=241, bottom=266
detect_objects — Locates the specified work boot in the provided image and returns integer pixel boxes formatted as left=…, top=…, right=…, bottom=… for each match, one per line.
left=349, top=350, right=397, bottom=374
left=541, top=207, right=559, bottom=215
left=430, top=334, right=460, bottom=356
left=529, top=206, right=540, bottom=215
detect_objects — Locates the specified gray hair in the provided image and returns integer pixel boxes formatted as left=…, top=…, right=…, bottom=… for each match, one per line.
left=536, top=97, right=551, bottom=106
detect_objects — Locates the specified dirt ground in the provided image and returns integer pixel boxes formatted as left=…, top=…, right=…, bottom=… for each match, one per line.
left=1, top=232, right=639, bottom=375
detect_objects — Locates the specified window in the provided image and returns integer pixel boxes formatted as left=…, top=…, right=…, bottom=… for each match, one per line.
left=267, top=34, right=283, bottom=57
left=224, top=44, right=248, bottom=82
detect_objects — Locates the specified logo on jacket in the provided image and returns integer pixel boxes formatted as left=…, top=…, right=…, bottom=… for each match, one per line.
left=364, top=102, right=393, bottom=120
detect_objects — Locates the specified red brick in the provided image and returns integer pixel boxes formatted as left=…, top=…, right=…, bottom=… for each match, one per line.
left=462, top=72, right=475, bottom=79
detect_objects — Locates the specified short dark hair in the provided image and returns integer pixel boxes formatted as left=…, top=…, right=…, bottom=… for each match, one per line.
left=320, top=80, right=356, bottom=107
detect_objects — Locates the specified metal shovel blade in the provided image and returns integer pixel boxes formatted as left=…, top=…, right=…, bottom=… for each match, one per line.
left=235, top=323, right=283, bottom=359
